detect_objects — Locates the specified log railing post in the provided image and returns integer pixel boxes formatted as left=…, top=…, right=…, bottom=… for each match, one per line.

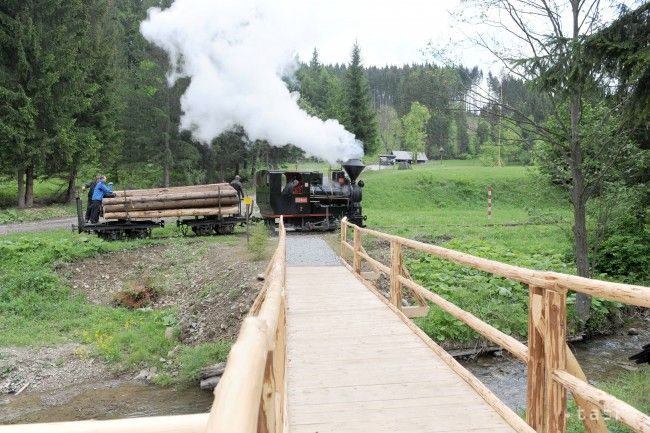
left=390, top=240, right=402, bottom=309
left=526, top=285, right=545, bottom=432
left=543, top=288, right=567, bottom=433
left=340, top=220, right=347, bottom=260
left=353, top=226, right=361, bottom=274
left=258, top=297, right=287, bottom=433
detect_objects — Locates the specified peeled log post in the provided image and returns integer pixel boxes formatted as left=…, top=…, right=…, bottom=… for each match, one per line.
left=103, top=197, right=240, bottom=212
left=103, top=206, right=240, bottom=220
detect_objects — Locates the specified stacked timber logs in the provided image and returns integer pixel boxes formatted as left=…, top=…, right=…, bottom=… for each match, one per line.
left=102, top=183, right=240, bottom=220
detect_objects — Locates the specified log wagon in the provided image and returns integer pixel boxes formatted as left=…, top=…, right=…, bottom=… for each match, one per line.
left=75, top=183, right=249, bottom=240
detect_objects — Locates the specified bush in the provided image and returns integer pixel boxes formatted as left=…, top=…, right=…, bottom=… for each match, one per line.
left=589, top=183, right=649, bottom=284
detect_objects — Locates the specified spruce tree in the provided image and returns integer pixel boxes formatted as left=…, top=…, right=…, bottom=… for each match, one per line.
left=344, top=43, right=379, bottom=155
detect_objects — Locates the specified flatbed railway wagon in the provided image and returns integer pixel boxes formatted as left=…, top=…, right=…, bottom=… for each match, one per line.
left=75, top=183, right=250, bottom=240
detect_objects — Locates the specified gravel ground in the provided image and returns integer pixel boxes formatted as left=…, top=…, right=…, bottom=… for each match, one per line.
left=0, top=344, right=118, bottom=396
left=286, top=235, right=341, bottom=267
left=0, top=217, right=77, bottom=236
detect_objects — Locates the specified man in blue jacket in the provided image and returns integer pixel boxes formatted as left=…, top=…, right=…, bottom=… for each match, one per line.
left=89, top=176, right=114, bottom=224
left=82, top=175, right=100, bottom=223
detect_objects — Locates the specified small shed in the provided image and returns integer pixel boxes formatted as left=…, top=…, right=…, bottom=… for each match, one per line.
left=391, top=150, right=428, bottom=164
left=378, top=154, right=396, bottom=165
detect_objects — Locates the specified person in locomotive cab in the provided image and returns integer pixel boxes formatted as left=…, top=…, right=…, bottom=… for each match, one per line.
left=230, top=175, right=244, bottom=199
left=89, top=175, right=114, bottom=224
left=282, top=179, right=299, bottom=195
left=82, top=175, right=100, bottom=223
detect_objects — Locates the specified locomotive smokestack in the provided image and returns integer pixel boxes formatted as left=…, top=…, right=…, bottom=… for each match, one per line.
left=342, top=158, right=365, bottom=183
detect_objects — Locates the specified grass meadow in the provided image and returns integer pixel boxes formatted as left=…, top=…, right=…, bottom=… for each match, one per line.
left=358, top=161, right=624, bottom=341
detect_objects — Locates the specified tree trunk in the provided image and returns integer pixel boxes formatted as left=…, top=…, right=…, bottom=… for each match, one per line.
left=251, top=146, right=259, bottom=177
left=163, top=90, right=172, bottom=187
left=569, top=0, right=591, bottom=322
left=65, top=166, right=78, bottom=204
left=163, top=156, right=170, bottom=188
left=17, top=168, right=25, bottom=209
left=25, top=165, right=34, bottom=208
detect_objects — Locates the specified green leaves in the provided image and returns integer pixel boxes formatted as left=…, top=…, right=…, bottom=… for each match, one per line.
left=406, top=239, right=569, bottom=343
left=402, top=102, right=431, bottom=160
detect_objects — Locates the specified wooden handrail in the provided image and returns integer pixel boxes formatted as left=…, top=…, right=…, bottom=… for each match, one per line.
left=553, top=370, right=650, bottom=433
left=0, top=414, right=208, bottom=433
left=341, top=220, right=650, bottom=433
left=206, top=218, right=287, bottom=433
left=398, top=275, right=529, bottom=362
left=343, top=221, right=650, bottom=308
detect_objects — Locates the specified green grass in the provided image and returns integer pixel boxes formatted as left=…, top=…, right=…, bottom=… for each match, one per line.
left=359, top=161, right=622, bottom=342
left=0, top=229, right=236, bottom=381
left=0, top=177, right=77, bottom=223
left=566, top=369, right=650, bottom=432
left=175, top=341, right=232, bottom=384
left=0, top=177, right=69, bottom=206
left=248, top=223, right=271, bottom=260
left=0, top=204, right=76, bottom=224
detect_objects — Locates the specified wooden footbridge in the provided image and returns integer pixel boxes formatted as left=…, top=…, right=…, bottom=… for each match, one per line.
left=3, top=218, right=650, bottom=433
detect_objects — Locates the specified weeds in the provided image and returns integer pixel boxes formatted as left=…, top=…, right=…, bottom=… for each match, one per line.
left=176, top=341, right=232, bottom=384
left=248, top=223, right=269, bottom=260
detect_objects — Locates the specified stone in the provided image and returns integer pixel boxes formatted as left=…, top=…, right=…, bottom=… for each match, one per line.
left=200, top=376, right=221, bottom=391
left=200, top=362, right=226, bottom=379
left=133, top=369, right=149, bottom=381
left=256, top=274, right=265, bottom=281
left=627, top=328, right=639, bottom=336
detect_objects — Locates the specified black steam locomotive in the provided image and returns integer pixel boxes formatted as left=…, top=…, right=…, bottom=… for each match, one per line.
left=255, top=158, right=366, bottom=231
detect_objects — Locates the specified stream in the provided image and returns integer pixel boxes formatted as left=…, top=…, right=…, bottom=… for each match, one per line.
left=0, top=380, right=213, bottom=424
left=1, top=320, right=647, bottom=424
left=461, top=318, right=650, bottom=412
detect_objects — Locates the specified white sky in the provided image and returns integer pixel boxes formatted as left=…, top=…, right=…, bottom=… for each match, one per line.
left=291, top=0, right=494, bottom=69
left=290, top=0, right=639, bottom=70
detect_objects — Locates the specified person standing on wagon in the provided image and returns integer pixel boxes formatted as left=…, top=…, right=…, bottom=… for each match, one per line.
left=89, top=176, right=114, bottom=224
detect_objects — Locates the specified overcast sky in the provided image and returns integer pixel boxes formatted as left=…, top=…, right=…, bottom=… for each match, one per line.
left=291, top=0, right=495, bottom=70
left=289, top=0, right=638, bottom=71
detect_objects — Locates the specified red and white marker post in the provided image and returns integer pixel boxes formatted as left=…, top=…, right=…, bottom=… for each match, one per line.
left=488, top=186, right=493, bottom=220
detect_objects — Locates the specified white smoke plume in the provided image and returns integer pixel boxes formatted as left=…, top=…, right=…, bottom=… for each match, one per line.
left=140, top=0, right=363, bottom=163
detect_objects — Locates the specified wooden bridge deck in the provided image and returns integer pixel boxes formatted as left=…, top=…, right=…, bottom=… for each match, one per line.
left=285, top=265, right=518, bottom=433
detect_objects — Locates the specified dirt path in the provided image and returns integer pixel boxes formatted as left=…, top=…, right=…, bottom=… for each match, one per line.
left=0, top=217, right=77, bottom=236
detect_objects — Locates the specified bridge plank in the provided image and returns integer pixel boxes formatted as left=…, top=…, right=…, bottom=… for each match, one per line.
left=285, top=266, right=519, bottom=433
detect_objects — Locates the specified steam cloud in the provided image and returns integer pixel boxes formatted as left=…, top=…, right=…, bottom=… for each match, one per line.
left=140, top=0, right=363, bottom=163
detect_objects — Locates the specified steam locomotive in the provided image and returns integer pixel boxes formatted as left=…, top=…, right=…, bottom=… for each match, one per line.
left=255, top=158, right=366, bottom=231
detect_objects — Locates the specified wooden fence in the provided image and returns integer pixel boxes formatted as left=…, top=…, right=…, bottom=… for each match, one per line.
left=340, top=218, right=650, bottom=433
left=1, top=218, right=287, bottom=433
